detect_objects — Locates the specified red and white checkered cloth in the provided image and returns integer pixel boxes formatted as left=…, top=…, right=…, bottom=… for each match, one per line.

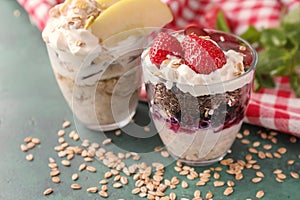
left=18, top=0, right=300, bottom=137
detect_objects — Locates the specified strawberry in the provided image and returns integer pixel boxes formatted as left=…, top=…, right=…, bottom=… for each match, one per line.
left=184, top=24, right=208, bottom=37
left=209, top=32, right=253, bottom=66
left=182, top=34, right=227, bottom=74
left=149, top=32, right=183, bottom=66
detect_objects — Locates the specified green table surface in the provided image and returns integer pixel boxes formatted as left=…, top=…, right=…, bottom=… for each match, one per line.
left=1, top=1, right=300, bottom=200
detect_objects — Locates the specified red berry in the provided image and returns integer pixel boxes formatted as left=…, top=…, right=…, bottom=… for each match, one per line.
left=209, top=32, right=253, bottom=66
left=182, top=34, right=227, bottom=74
left=184, top=25, right=208, bottom=37
left=149, top=32, right=183, bottom=66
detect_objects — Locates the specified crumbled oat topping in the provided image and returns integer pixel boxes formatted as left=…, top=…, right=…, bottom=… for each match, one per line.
left=50, top=0, right=101, bottom=30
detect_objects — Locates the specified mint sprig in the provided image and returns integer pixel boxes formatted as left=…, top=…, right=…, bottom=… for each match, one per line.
left=217, top=6, right=300, bottom=97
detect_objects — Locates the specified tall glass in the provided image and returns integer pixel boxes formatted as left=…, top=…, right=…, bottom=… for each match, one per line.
left=45, top=32, right=144, bottom=131
left=142, top=29, right=257, bottom=166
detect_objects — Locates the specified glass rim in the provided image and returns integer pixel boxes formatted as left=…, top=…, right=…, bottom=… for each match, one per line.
left=143, top=28, right=258, bottom=87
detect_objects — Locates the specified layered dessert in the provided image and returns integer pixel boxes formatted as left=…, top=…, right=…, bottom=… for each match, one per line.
left=142, top=27, right=257, bottom=165
left=42, top=0, right=172, bottom=131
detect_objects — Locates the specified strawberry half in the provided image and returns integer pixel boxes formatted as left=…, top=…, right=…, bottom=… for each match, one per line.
left=182, top=34, right=227, bottom=74
left=149, top=32, right=183, bottom=66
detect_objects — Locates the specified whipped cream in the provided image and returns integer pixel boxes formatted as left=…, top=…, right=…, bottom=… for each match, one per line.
left=42, top=0, right=102, bottom=56
left=142, top=37, right=255, bottom=96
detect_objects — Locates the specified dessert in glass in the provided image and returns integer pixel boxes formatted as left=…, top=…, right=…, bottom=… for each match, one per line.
left=142, top=27, right=257, bottom=166
left=42, top=0, right=172, bottom=131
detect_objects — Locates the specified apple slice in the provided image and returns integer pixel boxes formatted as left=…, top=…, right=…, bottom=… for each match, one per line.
left=95, top=0, right=120, bottom=10
left=91, top=0, right=173, bottom=42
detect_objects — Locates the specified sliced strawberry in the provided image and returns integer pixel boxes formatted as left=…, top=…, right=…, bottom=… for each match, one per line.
left=209, top=32, right=253, bottom=66
left=149, top=32, right=183, bottom=66
left=184, top=24, right=208, bottom=37
left=182, top=34, right=227, bottom=74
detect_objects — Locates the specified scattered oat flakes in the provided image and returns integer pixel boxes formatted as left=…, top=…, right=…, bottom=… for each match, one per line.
left=113, top=182, right=123, bottom=188
left=252, top=177, right=262, bottom=183
left=273, top=169, right=283, bottom=174
left=181, top=181, right=188, bottom=188
left=224, top=187, right=234, bottom=196
left=52, top=176, right=60, bottom=183
left=256, top=171, right=264, bottom=178
left=169, top=192, right=176, bottom=200
left=115, top=130, right=122, bottom=136
left=27, top=142, right=36, bottom=150
left=78, top=163, right=87, bottom=171
left=99, top=179, right=108, bottom=185
left=31, top=138, right=40, bottom=144
left=20, top=144, right=28, bottom=152
left=43, top=188, right=53, bottom=196
left=71, top=183, right=82, bottom=190
left=252, top=141, right=261, bottom=147
left=277, top=173, right=286, bottom=180
left=263, top=144, right=272, bottom=150
left=273, top=152, right=282, bottom=158
left=290, top=172, right=299, bottom=179
left=256, top=190, right=265, bottom=198
left=213, top=181, right=225, bottom=187
left=205, top=191, right=213, bottom=199
left=287, top=160, right=295, bottom=165
left=104, top=171, right=112, bottom=179
left=26, top=154, right=34, bottom=161
left=72, top=173, right=79, bottom=181
left=248, top=147, right=258, bottom=154
left=99, top=190, right=108, bottom=198
left=62, top=121, right=71, bottom=128
left=86, top=165, right=97, bottom=173
left=227, top=180, right=235, bottom=187
left=61, top=160, right=71, bottom=167
left=241, top=139, right=250, bottom=144
left=277, top=147, right=287, bottom=154
left=57, top=130, right=65, bottom=136
left=87, top=187, right=98, bottom=193
left=50, top=170, right=60, bottom=177
left=131, top=187, right=140, bottom=195
left=102, top=138, right=112, bottom=145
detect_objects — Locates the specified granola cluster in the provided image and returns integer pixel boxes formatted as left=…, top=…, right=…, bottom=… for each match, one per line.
left=49, top=0, right=101, bottom=30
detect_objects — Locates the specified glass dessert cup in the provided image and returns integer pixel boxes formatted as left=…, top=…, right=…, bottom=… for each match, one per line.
left=46, top=32, right=144, bottom=131
left=142, top=29, right=257, bottom=166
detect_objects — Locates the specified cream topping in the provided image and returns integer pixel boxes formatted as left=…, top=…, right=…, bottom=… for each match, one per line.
left=42, top=0, right=101, bottom=56
left=142, top=39, right=254, bottom=96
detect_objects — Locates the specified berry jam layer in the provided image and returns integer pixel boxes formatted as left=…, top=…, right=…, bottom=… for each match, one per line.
left=148, top=82, right=251, bottom=134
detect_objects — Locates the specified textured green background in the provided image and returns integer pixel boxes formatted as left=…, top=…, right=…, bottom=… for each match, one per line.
left=0, top=1, right=299, bottom=199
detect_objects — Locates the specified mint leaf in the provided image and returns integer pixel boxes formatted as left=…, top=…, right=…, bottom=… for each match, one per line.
left=260, top=28, right=287, bottom=47
left=255, top=48, right=288, bottom=74
left=216, top=11, right=231, bottom=32
left=240, top=26, right=261, bottom=44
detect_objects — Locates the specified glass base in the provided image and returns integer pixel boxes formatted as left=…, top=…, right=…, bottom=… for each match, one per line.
left=84, top=111, right=136, bottom=132
left=177, top=153, right=227, bottom=167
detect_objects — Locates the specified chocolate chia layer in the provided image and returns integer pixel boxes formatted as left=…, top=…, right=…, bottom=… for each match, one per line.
left=149, top=83, right=251, bottom=133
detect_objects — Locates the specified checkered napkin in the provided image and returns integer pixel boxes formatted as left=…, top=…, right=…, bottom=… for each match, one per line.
left=18, top=0, right=300, bottom=137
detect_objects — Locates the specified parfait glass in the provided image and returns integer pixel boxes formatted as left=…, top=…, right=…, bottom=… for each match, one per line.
left=142, top=29, right=257, bottom=166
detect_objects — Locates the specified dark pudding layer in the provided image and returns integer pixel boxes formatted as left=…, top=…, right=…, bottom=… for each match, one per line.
left=148, top=82, right=251, bottom=134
